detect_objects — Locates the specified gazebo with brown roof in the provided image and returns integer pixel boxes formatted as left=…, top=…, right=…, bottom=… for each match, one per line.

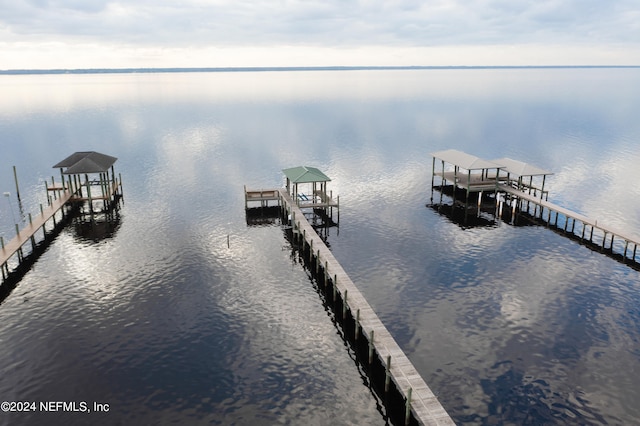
left=52, top=151, right=122, bottom=211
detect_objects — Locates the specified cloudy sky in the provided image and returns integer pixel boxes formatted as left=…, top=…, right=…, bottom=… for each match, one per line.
left=1, top=0, right=639, bottom=69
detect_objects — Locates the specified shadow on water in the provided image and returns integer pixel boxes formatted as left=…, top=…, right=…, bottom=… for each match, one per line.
left=430, top=186, right=640, bottom=271
left=427, top=203, right=497, bottom=230
left=71, top=203, right=123, bottom=243
left=0, top=200, right=123, bottom=305
left=246, top=206, right=339, bottom=239
left=245, top=206, right=282, bottom=227
left=512, top=209, right=640, bottom=272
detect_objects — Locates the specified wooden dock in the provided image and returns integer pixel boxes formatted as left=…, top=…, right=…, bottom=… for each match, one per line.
left=244, top=186, right=281, bottom=208
left=2, top=153, right=124, bottom=283
left=278, top=188, right=454, bottom=426
left=500, top=185, right=639, bottom=262
left=1, top=190, right=73, bottom=281
left=430, top=149, right=638, bottom=263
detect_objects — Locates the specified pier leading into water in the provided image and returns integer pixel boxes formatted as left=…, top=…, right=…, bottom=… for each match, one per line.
left=430, top=149, right=640, bottom=264
left=1, top=151, right=123, bottom=283
left=245, top=166, right=453, bottom=426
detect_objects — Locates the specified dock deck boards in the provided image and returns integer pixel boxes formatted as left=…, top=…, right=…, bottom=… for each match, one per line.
left=280, top=189, right=454, bottom=425
left=1, top=190, right=73, bottom=266
left=500, top=185, right=640, bottom=246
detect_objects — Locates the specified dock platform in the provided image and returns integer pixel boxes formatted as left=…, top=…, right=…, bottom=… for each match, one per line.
left=244, top=186, right=281, bottom=208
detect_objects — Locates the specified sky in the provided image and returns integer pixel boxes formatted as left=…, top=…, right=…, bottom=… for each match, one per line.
left=1, top=0, right=639, bottom=69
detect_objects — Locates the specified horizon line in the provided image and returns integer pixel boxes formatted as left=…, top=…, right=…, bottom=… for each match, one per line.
left=1, top=65, right=640, bottom=75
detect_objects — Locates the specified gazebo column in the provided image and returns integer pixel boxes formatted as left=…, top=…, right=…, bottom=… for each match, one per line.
left=85, top=174, right=93, bottom=214
left=74, top=174, right=80, bottom=197
left=59, top=168, right=66, bottom=192
left=111, top=165, right=116, bottom=197
left=100, top=172, right=107, bottom=209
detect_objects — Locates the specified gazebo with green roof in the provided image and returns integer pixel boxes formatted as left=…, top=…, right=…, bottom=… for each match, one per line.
left=282, top=166, right=338, bottom=209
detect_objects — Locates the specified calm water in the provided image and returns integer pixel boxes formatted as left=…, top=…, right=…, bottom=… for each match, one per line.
left=1, top=68, right=640, bottom=425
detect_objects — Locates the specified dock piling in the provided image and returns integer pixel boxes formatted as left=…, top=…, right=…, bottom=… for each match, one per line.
left=385, top=355, right=392, bottom=393
left=405, top=387, right=413, bottom=426
left=13, top=166, right=21, bottom=204
left=343, top=290, right=348, bottom=320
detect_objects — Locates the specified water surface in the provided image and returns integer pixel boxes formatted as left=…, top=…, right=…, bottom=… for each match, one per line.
left=1, top=68, right=640, bottom=425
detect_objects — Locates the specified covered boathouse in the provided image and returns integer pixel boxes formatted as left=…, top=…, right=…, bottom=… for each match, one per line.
left=282, top=166, right=339, bottom=209
left=244, top=166, right=339, bottom=227
left=430, top=149, right=554, bottom=206
left=51, top=151, right=122, bottom=212
left=430, top=149, right=504, bottom=206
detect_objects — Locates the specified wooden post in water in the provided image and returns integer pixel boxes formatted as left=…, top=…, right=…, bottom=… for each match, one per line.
left=342, top=290, right=348, bottom=320
left=624, top=241, right=629, bottom=261
left=385, top=355, right=392, bottom=393
left=430, top=156, right=436, bottom=203
left=13, top=166, right=22, bottom=204
left=368, top=330, right=375, bottom=365
left=51, top=176, right=57, bottom=200
left=333, top=274, right=337, bottom=301
left=405, top=387, right=413, bottom=426
left=324, top=261, right=328, bottom=287
left=40, top=204, right=46, bottom=238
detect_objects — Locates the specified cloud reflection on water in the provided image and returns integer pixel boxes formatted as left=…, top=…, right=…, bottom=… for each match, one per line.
left=1, top=69, right=640, bottom=424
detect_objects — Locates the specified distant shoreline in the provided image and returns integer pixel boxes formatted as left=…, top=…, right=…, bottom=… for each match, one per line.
left=1, top=65, right=639, bottom=75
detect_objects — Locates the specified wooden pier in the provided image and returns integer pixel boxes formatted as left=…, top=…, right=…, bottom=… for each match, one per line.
left=276, top=188, right=453, bottom=426
left=500, top=185, right=640, bottom=262
left=1, top=189, right=74, bottom=281
left=2, top=151, right=123, bottom=283
left=430, top=149, right=639, bottom=264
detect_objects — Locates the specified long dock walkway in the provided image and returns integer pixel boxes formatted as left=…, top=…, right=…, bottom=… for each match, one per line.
left=500, top=185, right=639, bottom=262
left=1, top=190, right=73, bottom=279
left=279, top=189, right=454, bottom=426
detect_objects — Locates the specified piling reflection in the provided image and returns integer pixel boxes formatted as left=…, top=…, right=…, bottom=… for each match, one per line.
left=71, top=202, right=122, bottom=242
